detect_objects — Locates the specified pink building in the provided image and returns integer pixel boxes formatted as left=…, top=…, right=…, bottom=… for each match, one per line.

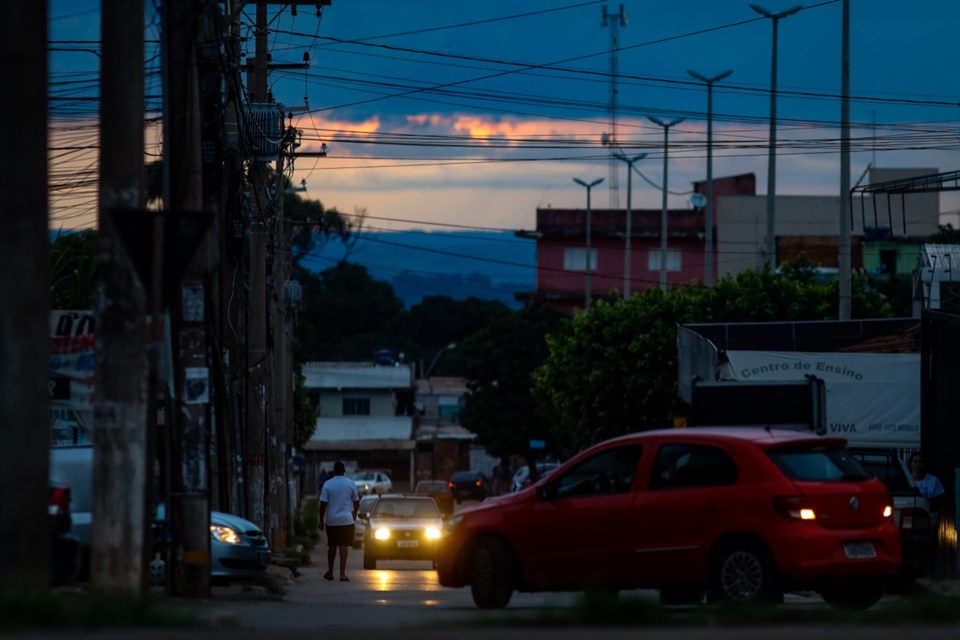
left=516, top=174, right=756, bottom=312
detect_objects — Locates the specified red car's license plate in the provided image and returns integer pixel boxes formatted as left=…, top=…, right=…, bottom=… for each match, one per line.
left=843, top=542, right=876, bottom=559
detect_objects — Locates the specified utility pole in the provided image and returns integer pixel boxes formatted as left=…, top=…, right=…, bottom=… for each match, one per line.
left=688, top=69, right=733, bottom=287
left=614, top=152, right=647, bottom=297
left=648, top=116, right=685, bottom=292
left=750, top=4, right=801, bottom=270
left=838, top=0, right=852, bottom=320
left=165, top=0, right=212, bottom=598
left=0, top=0, right=50, bottom=592
left=93, top=0, right=149, bottom=594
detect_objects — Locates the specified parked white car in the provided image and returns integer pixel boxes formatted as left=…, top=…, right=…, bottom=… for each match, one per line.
left=352, top=471, right=392, bottom=496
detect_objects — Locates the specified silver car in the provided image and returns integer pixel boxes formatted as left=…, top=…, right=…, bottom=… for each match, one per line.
left=152, top=504, right=271, bottom=585
left=353, top=494, right=380, bottom=549
left=352, top=471, right=393, bottom=497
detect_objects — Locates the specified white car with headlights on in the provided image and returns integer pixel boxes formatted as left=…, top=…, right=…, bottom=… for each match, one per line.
left=352, top=471, right=393, bottom=497
left=361, top=495, right=443, bottom=570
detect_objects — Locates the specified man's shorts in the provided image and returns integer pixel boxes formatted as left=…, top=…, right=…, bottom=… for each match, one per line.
left=326, top=523, right=355, bottom=547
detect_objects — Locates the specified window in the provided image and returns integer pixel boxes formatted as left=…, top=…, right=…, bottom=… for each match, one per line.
left=768, top=446, right=870, bottom=482
left=564, top=247, right=596, bottom=272
left=647, top=249, right=682, bottom=271
left=342, top=397, right=370, bottom=416
left=552, top=445, right=643, bottom=498
left=649, top=444, right=738, bottom=490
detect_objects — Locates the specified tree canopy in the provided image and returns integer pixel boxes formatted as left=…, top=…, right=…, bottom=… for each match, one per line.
left=532, top=264, right=894, bottom=457
left=456, top=302, right=569, bottom=460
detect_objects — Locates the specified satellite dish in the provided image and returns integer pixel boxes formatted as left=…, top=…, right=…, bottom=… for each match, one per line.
left=690, top=193, right=707, bottom=209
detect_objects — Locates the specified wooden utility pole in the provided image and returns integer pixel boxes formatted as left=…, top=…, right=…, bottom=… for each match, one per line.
left=165, top=0, right=212, bottom=598
left=93, top=0, right=150, bottom=594
left=0, top=1, right=50, bottom=592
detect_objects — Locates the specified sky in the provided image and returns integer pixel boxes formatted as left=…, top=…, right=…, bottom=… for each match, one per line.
left=48, top=1, right=960, bottom=235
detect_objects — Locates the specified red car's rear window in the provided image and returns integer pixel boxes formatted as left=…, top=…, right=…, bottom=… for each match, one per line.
left=767, top=445, right=872, bottom=482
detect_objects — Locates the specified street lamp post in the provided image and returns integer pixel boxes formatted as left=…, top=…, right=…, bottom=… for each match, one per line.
left=647, top=116, right=685, bottom=292
left=750, top=4, right=801, bottom=270
left=687, top=69, right=733, bottom=287
left=425, top=342, right=456, bottom=380
left=614, top=153, right=647, bottom=297
left=573, top=177, right=604, bottom=310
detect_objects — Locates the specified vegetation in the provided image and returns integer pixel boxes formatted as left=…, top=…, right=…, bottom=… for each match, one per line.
left=532, top=262, right=894, bottom=457
left=51, top=228, right=98, bottom=308
left=456, top=302, right=569, bottom=461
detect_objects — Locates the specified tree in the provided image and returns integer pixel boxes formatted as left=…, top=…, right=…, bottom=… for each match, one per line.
left=533, top=265, right=894, bottom=457
left=292, top=368, right=317, bottom=449
left=457, top=303, right=568, bottom=463
left=385, top=296, right=512, bottom=377
left=51, top=229, right=98, bottom=309
left=295, top=262, right=406, bottom=361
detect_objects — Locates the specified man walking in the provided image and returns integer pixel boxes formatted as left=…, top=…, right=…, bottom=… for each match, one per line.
left=318, top=460, right=360, bottom=581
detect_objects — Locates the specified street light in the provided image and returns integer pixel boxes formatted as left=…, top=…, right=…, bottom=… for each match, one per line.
left=425, top=342, right=456, bottom=379
left=750, top=3, right=801, bottom=270
left=573, top=177, right=604, bottom=310
left=614, top=152, right=647, bottom=297
left=647, top=116, right=685, bottom=292
left=687, top=68, right=733, bottom=287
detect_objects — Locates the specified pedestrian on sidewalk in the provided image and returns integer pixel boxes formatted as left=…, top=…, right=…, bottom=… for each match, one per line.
left=318, top=460, right=360, bottom=582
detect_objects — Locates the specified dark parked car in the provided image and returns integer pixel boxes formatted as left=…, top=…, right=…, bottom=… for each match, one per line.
left=437, top=427, right=900, bottom=610
left=448, top=470, right=491, bottom=503
left=49, top=480, right=81, bottom=586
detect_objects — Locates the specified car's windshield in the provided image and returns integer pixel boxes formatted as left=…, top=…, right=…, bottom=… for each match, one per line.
left=353, top=472, right=376, bottom=481
left=768, top=446, right=871, bottom=482
left=372, top=499, right=440, bottom=519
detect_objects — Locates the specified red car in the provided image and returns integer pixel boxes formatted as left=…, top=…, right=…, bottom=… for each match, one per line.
left=436, top=427, right=900, bottom=610
left=415, top=480, right=456, bottom=517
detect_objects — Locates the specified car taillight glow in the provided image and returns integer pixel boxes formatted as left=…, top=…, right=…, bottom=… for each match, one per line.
left=475, top=480, right=481, bottom=487
left=773, top=496, right=816, bottom=520
left=49, top=486, right=70, bottom=516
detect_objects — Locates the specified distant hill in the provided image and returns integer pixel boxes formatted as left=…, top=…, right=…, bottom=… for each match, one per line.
left=304, top=230, right=535, bottom=309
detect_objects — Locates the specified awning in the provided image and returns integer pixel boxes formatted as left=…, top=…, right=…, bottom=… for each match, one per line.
left=303, top=439, right=416, bottom=452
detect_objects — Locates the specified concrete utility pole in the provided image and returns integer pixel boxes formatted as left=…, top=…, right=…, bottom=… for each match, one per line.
left=838, top=0, right=852, bottom=320
left=614, top=152, right=647, bottom=297
left=750, top=4, right=800, bottom=270
left=93, top=0, right=150, bottom=595
left=648, top=116, right=685, bottom=292
left=165, top=0, right=212, bottom=598
left=573, top=177, right=604, bottom=310
left=687, top=69, right=733, bottom=287
left=0, top=0, right=50, bottom=592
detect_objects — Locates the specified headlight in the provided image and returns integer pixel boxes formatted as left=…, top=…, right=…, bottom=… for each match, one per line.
left=374, top=528, right=390, bottom=540
left=210, top=525, right=242, bottom=544
left=425, top=527, right=441, bottom=540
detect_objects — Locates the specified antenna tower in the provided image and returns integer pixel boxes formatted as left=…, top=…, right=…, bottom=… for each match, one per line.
left=602, top=4, right=627, bottom=209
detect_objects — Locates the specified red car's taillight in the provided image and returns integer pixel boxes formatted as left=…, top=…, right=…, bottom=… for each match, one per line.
left=773, top=495, right=816, bottom=520
left=49, top=485, right=71, bottom=516
left=448, top=482, right=454, bottom=489
left=901, top=507, right=930, bottom=532
left=475, top=480, right=482, bottom=487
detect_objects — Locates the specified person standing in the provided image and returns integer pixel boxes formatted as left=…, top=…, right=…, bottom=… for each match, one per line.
left=318, top=461, right=360, bottom=581
left=910, top=452, right=945, bottom=511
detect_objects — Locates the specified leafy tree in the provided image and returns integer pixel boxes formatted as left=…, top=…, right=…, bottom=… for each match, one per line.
left=384, top=296, right=512, bottom=376
left=51, top=229, right=98, bottom=309
left=295, top=262, right=405, bottom=361
left=533, top=265, right=894, bottom=457
left=457, top=303, right=568, bottom=464
left=292, top=368, right=317, bottom=449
